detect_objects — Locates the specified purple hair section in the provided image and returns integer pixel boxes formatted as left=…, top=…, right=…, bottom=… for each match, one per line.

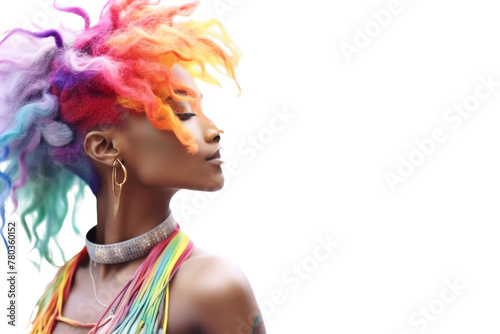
left=0, top=1, right=103, bottom=263
left=52, top=0, right=91, bottom=30
left=0, top=28, right=64, bottom=49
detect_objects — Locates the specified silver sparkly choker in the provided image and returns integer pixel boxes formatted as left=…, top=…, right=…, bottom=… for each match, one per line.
left=85, top=211, right=178, bottom=264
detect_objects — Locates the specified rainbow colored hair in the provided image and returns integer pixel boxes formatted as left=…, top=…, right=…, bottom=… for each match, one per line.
left=0, top=0, right=241, bottom=266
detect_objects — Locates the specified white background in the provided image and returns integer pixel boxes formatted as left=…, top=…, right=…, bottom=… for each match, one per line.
left=1, top=0, right=500, bottom=333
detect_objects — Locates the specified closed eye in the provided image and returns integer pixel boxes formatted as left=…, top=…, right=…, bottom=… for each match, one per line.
left=175, top=112, right=197, bottom=121
left=166, top=97, right=196, bottom=121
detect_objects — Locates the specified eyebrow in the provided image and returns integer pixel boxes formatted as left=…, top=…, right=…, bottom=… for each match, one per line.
left=174, top=89, right=203, bottom=99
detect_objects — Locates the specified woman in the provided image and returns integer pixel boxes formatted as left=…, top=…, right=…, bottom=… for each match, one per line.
left=0, top=0, right=266, bottom=333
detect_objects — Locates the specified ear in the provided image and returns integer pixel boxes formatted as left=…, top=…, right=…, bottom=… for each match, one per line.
left=84, top=130, right=119, bottom=167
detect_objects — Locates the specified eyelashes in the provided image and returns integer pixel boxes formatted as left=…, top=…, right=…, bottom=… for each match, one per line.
left=165, top=95, right=198, bottom=121
left=175, top=112, right=197, bottom=121
left=166, top=99, right=196, bottom=121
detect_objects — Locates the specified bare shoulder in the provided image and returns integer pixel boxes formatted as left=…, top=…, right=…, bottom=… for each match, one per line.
left=176, top=245, right=267, bottom=334
left=184, top=247, right=249, bottom=290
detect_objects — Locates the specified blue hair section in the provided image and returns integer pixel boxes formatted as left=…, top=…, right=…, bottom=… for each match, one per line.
left=0, top=21, right=95, bottom=266
left=0, top=147, right=11, bottom=250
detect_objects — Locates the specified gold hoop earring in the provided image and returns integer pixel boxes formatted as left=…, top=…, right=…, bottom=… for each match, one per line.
left=112, top=158, right=127, bottom=218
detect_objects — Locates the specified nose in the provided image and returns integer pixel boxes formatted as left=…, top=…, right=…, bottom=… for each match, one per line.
left=204, top=119, right=224, bottom=143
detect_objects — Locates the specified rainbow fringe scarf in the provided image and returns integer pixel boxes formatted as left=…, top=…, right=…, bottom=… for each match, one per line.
left=29, top=223, right=193, bottom=334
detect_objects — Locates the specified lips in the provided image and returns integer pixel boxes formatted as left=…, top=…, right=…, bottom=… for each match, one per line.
left=206, top=148, right=221, bottom=161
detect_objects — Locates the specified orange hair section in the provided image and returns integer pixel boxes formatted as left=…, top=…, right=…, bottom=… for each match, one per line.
left=99, top=0, right=242, bottom=154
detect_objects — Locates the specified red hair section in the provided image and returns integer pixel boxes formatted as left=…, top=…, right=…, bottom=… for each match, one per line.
left=67, top=0, right=242, bottom=153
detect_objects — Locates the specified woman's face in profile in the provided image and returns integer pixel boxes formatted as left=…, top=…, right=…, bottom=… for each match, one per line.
left=115, top=64, right=225, bottom=192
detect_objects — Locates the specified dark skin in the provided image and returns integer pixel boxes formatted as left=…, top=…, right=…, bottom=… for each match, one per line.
left=50, top=65, right=266, bottom=334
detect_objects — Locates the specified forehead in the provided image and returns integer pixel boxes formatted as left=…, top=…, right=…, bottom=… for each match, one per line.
left=118, top=64, right=202, bottom=130
left=171, top=64, right=202, bottom=99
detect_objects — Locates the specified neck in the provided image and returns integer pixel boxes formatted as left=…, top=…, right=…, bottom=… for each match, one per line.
left=95, top=176, right=180, bottom=245
left=91, top=171, right=182, bottom=279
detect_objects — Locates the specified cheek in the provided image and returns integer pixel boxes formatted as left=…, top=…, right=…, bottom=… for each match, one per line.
left=126, top=132, right=203, bottom=187
left=181, top=117, right=205, bottom=144
left=125, top=131, right=173, bottom=176
left=121, top=115, right=210, bottom=188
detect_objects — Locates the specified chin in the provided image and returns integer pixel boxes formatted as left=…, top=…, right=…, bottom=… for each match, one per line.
left=200, top=169, right=225, bottom=191
left=200, top=173, right=224, bottom=191
left=202, top=180, right=224, bottom=192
